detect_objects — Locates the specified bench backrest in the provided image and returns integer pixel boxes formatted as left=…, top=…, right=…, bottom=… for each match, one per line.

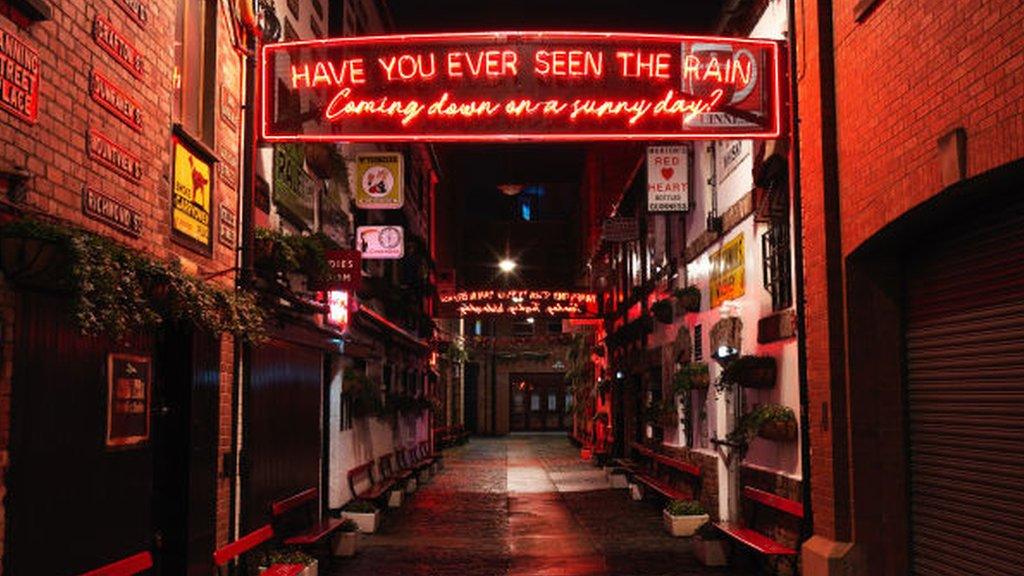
left=378, top=453, right=395, bottom=478
left=348, top=462, right=375, bottom=498
left=271, top=487, right=320, bottom=538
left=78, top=552, right=153, bottom=576
left=213, top=524, right=274, bottom=566
left=743, top=486, right=803, bottom=519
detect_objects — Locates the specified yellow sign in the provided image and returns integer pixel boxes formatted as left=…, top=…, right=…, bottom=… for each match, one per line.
left=355, top=153, right=403, bottom=209
left=172, top=138, right=212, bottom=251
left=710, top=234, right=745, bottom=308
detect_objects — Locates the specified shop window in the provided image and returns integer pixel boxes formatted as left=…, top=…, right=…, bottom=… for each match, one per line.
left=173, top=0, right=217, bottom=145
left=339, top=394, right=352, bottom=431
left=762, top=221, right=793, bottom=311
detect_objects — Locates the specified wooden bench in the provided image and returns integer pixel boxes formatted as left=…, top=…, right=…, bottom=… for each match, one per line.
left=348, top=461, right=396, bottom=502
left=213, top=524, right=304, bottom=576
left=715, top=486, right=803, bottom=568
left=626, top=442, right=702, bottom=501
left=271, top=487, right=345, bottom=547
left=78, top=552, right=152, bottom=576
left=379, top=452, right=414, bottom=485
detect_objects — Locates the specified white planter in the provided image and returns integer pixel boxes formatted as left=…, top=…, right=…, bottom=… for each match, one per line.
left=302, top=559, right=318, bottom=576
left=609, top=471, right=629, bottom=489
left=629, top=483, right=644, bottom=501
left=332, top=532, right=359, bottom=557
left=662, top=511, right=709, bottom=537
left=693, top=536, right=730, bottom=566
left=388, top=489, right=404, bottom=508
left=405, top=478, right=418, bottom=494
left=341, top=510, right=380, bottom=534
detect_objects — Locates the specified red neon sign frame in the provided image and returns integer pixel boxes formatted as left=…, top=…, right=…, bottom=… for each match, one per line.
left=262, top=31, right=783, bottom=142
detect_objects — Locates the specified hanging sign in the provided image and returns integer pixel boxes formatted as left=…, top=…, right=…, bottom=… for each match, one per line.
left=273, top=143, right=316, bottom=228
left=355, top=153, right=403, bottom=209
left=601, top=217, right=639, bottom=242
left=171, top=136, right=214, bottom=253
left=262, top=32, right=782, bottom=142
left=710, top=233, right=745, bottom=308
left=438, top=290, right=598, bottom=318
left=323, top=249, right=362, bottom=290
left=716, top=139, right=747, bottom=184
left=647, top=145, right=688, bottom=212
left=106, top=353, right=151, bottom=448
left=357, top=225, right=404, bottom=259
left=0, top=24, right=40, bottom=123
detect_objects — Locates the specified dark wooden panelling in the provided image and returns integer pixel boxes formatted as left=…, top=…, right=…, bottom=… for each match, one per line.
left=5, top=293, right=154, bottom=575
left=242, top=339, right=322, bottom=533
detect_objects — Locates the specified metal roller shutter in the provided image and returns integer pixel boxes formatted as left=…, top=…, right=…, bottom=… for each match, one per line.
left=905, top=201, right=1024, bottom=576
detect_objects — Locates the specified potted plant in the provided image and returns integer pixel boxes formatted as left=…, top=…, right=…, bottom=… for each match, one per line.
left=331, top=518, right=360, bottom=557
left=663, top=499, right=710, bottom=537
left=692, top=521, right=730, bottom=566
left=651, top=298, right=675, bottom=324
left=257, top=549, right=317, bottom=576
left=341, top=500, right=380, bottom=534
left=720, top=355, right=777, bottom=389
left=673, top=286, right=702, bottom=313
left=673, top=362, right=711, bottom=394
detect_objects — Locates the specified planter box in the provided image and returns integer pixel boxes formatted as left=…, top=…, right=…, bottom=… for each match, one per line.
left=332, top=532, right=359, bottom=557
left=341, top=510, right=380, bottom=534
left=609, top=470, right=629, bottom=489
left=261, top=560, right=318, bottom=576
left=662, top=510, right=709, bottom=537
left=758, top=419, right=798, bottom=442
left=723, top=356, right=777, bottom=389
left=387, top=488, right=404, bottom=508
left=693, top=536, right=730, bottom=566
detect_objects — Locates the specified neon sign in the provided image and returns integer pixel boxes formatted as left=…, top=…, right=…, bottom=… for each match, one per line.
left=262, top=32, right=782, bottom=142
left=438, top=290, right=598, bottom=318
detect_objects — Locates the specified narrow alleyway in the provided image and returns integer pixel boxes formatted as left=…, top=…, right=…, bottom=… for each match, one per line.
left=329, top=435, right=743, bottom=576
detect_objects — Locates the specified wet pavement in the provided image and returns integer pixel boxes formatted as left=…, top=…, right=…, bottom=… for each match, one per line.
left=327, top=434, right=745, bottom=576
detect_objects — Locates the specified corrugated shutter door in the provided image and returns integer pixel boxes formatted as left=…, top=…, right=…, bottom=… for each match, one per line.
left=905, top=202, right=1024, bottom=576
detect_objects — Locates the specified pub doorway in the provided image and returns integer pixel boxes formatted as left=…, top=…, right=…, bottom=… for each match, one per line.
left=509, top=372, right=569, bottom=432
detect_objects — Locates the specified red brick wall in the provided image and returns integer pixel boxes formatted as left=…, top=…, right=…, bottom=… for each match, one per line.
left=0, top=0, right=244, bottom=565
left=797, top=0, right=1024, bottom=552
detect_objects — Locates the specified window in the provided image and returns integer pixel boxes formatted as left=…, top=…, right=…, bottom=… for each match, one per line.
left=693, top=324, right=703, bottom=361
left=339, top=394, right=352, bottom=431
left=762, top=222, right=793, bottom=311
left=512, top=319, right=534, bottom=337
left=173, top=0, right=217, bottom=145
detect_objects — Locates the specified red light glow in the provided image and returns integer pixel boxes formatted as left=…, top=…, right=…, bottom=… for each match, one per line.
left=326, top=290, right=350, bottom=330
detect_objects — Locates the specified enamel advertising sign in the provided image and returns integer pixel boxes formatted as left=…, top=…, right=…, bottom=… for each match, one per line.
left=355, top=152, right=403, bottom=209
left=262, top=32, right=782, bottom=142
left=357, top=225, right=404, bottom=259
left=647, top=145, right=688, bottom=212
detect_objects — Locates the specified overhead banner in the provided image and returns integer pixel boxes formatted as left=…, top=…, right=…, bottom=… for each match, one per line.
left=355, top=153, right=403, bottom=209
left=647, top=145, right=688, bottom=212
left=262, top=32, right=782, bottom=142
left=357, top=225, right=404, bottom=259
left=439, top=290, right=598, bottom=318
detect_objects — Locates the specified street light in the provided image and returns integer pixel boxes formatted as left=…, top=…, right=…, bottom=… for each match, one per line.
left=498, top=258, right=517, bottom=273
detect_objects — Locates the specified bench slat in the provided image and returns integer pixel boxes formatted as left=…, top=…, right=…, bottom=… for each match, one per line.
left=632, top=473, right=688, bottom=500
left=78, top=552, right=153, bottom=576
left=743, top=486, right=804, bottom=518
left=652, top=453, right=701, bottom=477
left=213, top=524, right=274, bottom=566
left=715, top=522, right=796, bottom=555
left=262, top=565, right=306, bottom=576
left=283, top=518, right=345, bottom=545
left=271, top=488, right=318, bottom=517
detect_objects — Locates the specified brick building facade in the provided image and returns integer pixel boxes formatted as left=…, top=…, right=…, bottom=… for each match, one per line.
left=796, top=0, right=1024, bottom=574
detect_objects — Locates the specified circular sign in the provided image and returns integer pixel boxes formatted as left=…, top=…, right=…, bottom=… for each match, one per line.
left=378, top=226, right=402, bottom=249
left=361, top=165, right=395, bottom=198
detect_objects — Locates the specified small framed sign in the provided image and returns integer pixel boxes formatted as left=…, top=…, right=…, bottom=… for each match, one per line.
left=106, top=353, right=151, bottom=448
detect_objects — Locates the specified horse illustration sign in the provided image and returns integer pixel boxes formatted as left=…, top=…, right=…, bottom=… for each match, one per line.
left=172, top=136, right=213, bottom=253
left=262, top=32, right=782, bottom=142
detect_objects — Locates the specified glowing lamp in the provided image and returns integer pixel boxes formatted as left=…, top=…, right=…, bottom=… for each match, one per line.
left=498, top=184, right=524, bottom=196
left=326, top=290, right=350, bottom=330
left=498, top=259, right=517, bottom=273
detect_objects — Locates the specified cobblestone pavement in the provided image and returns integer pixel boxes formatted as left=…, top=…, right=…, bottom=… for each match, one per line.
left=327, top=434, right=747, bottom=576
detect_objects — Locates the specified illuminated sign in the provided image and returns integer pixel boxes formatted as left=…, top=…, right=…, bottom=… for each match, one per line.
left=357, top=225, right=404, bottom=259
left=355, top=153, right=403, bottom=209
left=647, top=145, right=688, bottom=212
left=88, top=129, right=143, bottom=183
left=0, top=24, right=40, bottom=123
left=90, top=70, right=143, bottom=131
left=82, top=187, right=143, bottom=237
left=439, top=290, right=598, bottom=318
left=262, top=32, right=782, bottom=142
left=325, top=290, right=350, bottom=330
left=171, top=137, right=214, bottom=253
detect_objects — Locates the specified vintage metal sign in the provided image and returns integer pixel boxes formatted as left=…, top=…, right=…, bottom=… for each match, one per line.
left=323, top=249, right=362, bottom=290
left=710, top=233, right=745, bottom=308
left=355, top=153, right=403, bottom=209
left=88, top=129, right=143, bottom=183
left=93, top=16, right=146, bottom=79
left=262, top=32, right=782, bottom=142
left=601, top=217, right=639, bottom=242
left=171, top=137, right=213, bottom=253
left=0, top=24, right=40, bottom=123
left=218, top=204, right=236, bottom=248
left=647, top=145, right=688, bottom=212
left=90, top=70, right=143, bottom=131
left=438, top=289, right=598, bottom=318
left=357, top=225, right=404, bottom=259
left=82, top=187, right=143, bottom=237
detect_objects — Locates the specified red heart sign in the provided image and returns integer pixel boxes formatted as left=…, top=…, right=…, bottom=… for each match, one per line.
left=661, top=167, right=674, bottom=180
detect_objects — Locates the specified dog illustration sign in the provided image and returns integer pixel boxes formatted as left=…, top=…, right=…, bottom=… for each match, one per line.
left=355, top=153, right=403, bottom=209
left=172, top=136, right=214, bottom=253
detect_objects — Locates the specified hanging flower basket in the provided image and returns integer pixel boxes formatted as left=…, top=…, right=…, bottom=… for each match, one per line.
left=673, top=362, right=710, bottom=394
left=651, top=298, right=675, bottom=324
left=673, top=286, right=702, bottom=313
left=721, top=355, right=777, bottom=389
left=758, top=418, right=798, bottom=442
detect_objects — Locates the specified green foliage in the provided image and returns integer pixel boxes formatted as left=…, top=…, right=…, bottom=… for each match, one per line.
left=644, top=399, right=677, bottom=427
left=665, top=499, right=706, bottom=516
left=0, top=219, right=265, bottom=341
left=254, top=548, right=315, bottom=567
left=720, top=355, right=777, bottom=388
left=338, top=518, right=359, bottom=533
left=673, top=285, right=702, bottom=312
left=443, top=340, right=469, bottom=363
left=346, top=370, right=383, bottom=418
left=254, top=227, right=334, bottom=287
left=343, top=500, right=377, bottom=513
left=726, top=403, right=797, bottom=447
left=673, top=362, right=710, bottom=394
